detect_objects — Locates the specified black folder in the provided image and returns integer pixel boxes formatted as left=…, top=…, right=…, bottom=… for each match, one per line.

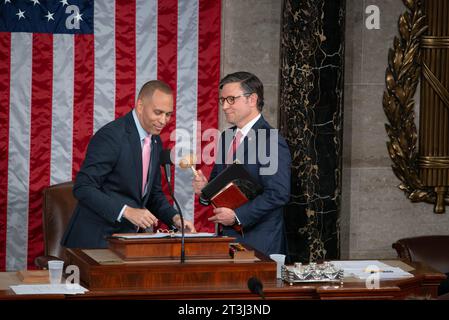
left=201, top=164, right=263, bottom=203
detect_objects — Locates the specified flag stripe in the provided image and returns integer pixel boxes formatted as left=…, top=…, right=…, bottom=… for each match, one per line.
left=72, top=35, right=94, bottom=178
left=0, top=32, right=11, bottom=269
left=158, top=0, right=178, bottom=149
left=27, top=33, right=53, bottom=268
left=174, top=0, right=199, bottom=222
left=6, top=32, right=33, bottom=270
left=194, top=0, right=221, bottom=232
left=135, top=0, right=157, bottom=96
left=157, top=0, right=178, bottom=208
left=0, top=1, right=222, bottom=270
left=50, top=35, right=74, bottom=185
left=93, top=0, right=116, bottom=132
left=115, top=0, right=136, bottom=118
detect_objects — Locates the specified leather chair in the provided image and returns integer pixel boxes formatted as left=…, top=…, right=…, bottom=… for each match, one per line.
left=392, top=235, right=449, bottom=296
left=34, top=181, right=77, bottom=269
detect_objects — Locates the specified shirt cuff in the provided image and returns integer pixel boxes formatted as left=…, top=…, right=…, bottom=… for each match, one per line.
left=117, top=204, right=127, bottom=222
left=234, top=213, right=242, bottom=226
left=199, top=195, right=210, bottom=206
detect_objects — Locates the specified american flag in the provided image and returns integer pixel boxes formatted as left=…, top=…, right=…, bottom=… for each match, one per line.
left=0, top=0, right=220, bottom=271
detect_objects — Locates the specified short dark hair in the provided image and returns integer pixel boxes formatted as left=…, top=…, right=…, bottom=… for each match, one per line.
left=219, top=71, right=264, bottom=111
left=138, top=80, right=173, bottom=101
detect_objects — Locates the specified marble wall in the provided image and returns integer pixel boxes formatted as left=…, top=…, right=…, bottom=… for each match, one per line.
left=342, top=0, right=449, bottom=259
left=279, top=0, right=345, bottom=262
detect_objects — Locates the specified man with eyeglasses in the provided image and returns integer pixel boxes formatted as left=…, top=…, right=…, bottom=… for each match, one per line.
left=193, top=71, right=292, bottom=257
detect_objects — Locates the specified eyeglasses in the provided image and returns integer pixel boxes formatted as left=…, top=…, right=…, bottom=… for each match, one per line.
left=219, top=93, right=253, bottom=105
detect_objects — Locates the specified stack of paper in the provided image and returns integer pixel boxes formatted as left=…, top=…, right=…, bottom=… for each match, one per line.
left=330, top=260, right=414, bottom=280
left=10, top=283, right=88, bottom=295
left=112, top=232, right=215, bottom=239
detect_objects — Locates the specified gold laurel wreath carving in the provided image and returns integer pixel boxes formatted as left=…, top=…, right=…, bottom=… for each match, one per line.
left=382, top=0, right=434, bottom=204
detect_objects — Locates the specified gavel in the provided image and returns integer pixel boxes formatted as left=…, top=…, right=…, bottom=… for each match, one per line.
left=178, top=154, right=199, bottom=177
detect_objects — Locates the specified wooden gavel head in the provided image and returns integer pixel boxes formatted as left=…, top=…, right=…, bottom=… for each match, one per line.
left=179, top=154, right=198, bottom=176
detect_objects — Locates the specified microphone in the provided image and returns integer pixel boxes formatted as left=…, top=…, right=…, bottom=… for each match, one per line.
left=247, top=277, right=265, bottom=299
left=160, top=149, right=172, bottom=184
left=160, top=149, right=186, bottom=263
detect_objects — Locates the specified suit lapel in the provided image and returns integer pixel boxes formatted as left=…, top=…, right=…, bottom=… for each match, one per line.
left=224, top=127, right=236, bottom=150
left=238, top=116, right=267, bottom=164
left=145, top=137, right=158, bottom=199
left=143, top=136, right=160, bottom=205
left=125, top=112, right=144, bottom=199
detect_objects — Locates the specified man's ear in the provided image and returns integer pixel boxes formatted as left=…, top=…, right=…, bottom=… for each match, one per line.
left=136, top=98, right=143, bottom=112
left=249, top=93, right=258, bottom=108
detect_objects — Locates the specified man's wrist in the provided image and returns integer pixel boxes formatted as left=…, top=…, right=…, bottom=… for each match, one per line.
left=231, top=213, right=243, bottom=233
left=172, top=214, right=181, bottom=227
left=117, top=205, right=127, bottom=222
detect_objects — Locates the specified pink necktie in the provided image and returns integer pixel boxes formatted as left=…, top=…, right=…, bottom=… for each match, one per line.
left=226, top=130, right=243, bottom=164
left=142, top=136, right=151, bottom=194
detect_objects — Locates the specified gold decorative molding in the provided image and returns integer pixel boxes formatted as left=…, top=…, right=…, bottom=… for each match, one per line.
left=418, top=156, right=449, bottom=169
left=383, top=0, right=449, bottom=213
left=422, top=63, right=449, bottom=109
left=420, top=36, right=449, bottom=48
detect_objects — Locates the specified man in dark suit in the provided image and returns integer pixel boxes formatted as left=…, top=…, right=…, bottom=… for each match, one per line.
left=62, top=80, right=195, bottom=249
left=193, top=72, right=291, bottom=256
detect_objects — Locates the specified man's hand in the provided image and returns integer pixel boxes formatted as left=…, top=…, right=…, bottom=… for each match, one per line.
left=172, top=214, right=197, bottom=233
left=208, top=207, right=237, bottom=226
left=123, top=207, right=158, bottom=229
left=192, top=169, right=208, bottom=195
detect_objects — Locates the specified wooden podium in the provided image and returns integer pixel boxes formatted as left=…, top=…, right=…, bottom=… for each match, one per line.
left=66, top=236, right=276, bottom=290
left=108, top=235, right=233, bottom=261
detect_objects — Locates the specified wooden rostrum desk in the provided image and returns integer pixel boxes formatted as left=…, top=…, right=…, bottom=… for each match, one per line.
left=66, top=236, right=277, bottom=293
left=0, top=260, right=444, bottom=300
left=60, top=236, right=447, bottom=300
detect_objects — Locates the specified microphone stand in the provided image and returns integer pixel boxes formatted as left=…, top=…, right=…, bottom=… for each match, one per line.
left=163, top=165, right=186, bottom=264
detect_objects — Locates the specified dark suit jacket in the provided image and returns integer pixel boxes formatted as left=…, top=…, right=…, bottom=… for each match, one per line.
left=61, top=111, right=177, bottom=248
left=210, top=116, right=291, bottom=256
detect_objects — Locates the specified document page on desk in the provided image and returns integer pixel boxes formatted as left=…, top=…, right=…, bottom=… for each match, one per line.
left=10, top=284, right=88, bottom=295
left=178, top=232, right=216, bottom=238
left=112, top=232, right=216, bottom=239
left=330, top=260, right=414, bottom=279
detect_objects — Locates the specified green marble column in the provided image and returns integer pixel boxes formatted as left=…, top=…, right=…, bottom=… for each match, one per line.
left=279, top=0, right=345, bottom=262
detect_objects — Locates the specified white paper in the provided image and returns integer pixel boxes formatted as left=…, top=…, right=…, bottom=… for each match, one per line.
left=330, top=260, right=392, bottom=270
left=182, top=232, right=216, bottom=238
left=115, top=232, right=216, bottom=239
left=116, top=233, right=170, bottom=239
left=10, top=284, right=88, bottom=295
left=330, top=260, right=414, bottom=280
